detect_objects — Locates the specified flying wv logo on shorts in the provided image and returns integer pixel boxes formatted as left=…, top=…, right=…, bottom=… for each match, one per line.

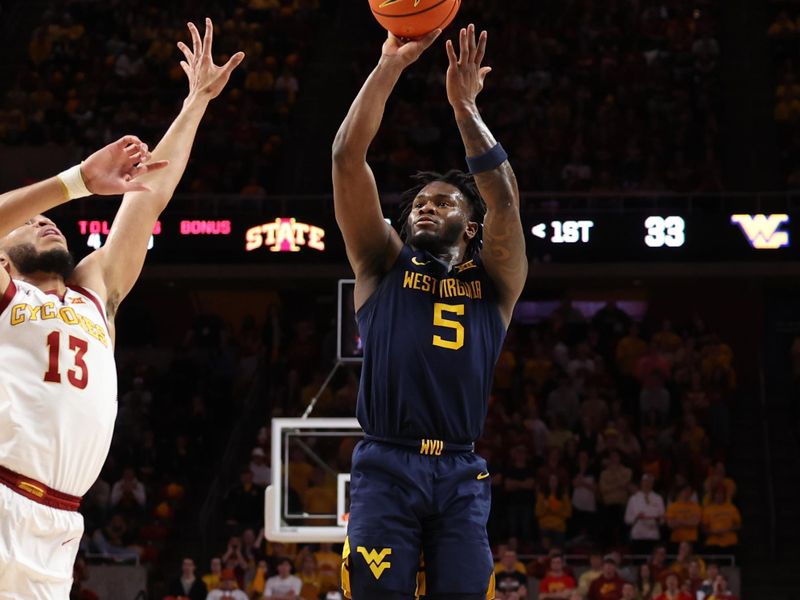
left=357, top=547, right=392, bottom=580
left=731, top=214, right=790, bottom=250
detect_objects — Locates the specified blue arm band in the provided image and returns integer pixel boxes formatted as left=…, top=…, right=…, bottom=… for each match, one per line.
left=465, top=143, right=508, bottom=174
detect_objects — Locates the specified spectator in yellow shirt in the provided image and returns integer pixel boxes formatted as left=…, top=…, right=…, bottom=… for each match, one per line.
left=669, top=541, right=706, bottom=581
left=599, top=450, right=632, bottom=545
left=666, top=485, right=702, bottom=544
left=523, top=341, right=554, bottom=391
left=313, top=542, right=341, bottom=592
left=298, top=554, right=323, bottom=600
left=202, top=557, right=223, bottom=591
left=577, top=553, right=604, bottom=598
left=246, top=560, right=269, bottom=597
left=703, top=462, right=736, bottom=505
left=302, top=468, right=337, bottom=525
left=653, top=319, right=683, bottom=355
left=493, top=546, right=526, bottom=575
left=616, top=323, right=647, bottom=377
left=702, top=487, right=741, bottom=548
left=536, top=474, right=573, bottom=550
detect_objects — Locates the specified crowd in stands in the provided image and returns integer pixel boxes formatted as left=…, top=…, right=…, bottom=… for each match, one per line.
left=768, top=2, right=800, bottom=187
left=2, top=0, right=325, bottom=194
left=361, top=0, right=724, bottom=194
left=4, top=0, right=724, bottom=195
left=164, top=539, right=343, bottom=600
left=73, top=307, right=267, bottom=598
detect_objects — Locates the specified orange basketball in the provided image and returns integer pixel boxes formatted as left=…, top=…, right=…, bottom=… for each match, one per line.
left=369, top=0, right=461, bottom=39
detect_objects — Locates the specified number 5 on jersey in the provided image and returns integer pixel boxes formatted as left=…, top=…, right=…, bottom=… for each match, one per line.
left=44, top=331, right=89, bottom=389
left=432, top=303, right=464, bottom=350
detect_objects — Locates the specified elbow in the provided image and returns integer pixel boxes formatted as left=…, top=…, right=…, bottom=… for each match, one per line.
left=331, top=143, right=357, bottom=169
left=331, top=132, right=364, bottom=169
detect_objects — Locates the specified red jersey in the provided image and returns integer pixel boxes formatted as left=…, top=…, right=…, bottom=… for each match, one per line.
left=654, top=593, right=693, bottom=600
left=539, top=573, right=577, bottom=593
left=588, top=575, right=626, bottom=600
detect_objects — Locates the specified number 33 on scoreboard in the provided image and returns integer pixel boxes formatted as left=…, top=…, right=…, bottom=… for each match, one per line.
left=644, top=216, right=686, bottom=248
left=432, top=303, right=465, bottom=350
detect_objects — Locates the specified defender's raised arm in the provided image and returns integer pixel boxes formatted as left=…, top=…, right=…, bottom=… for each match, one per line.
left=332, top=31, right=439, bottom=309
left=446, top=24, right=527, bottom=325
left=72, top=19, right=244, bottom=323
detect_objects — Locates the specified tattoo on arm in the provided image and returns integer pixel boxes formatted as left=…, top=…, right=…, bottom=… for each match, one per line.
left=455, top=110, right=497, bottom=157
left=454, top=108, right=526, bottom=315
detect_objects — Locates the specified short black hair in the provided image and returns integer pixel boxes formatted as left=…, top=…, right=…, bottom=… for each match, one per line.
left=398, top=170, right=487, bottom=259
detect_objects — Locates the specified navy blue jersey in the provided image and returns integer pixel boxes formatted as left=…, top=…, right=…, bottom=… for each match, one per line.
left=356, top=244, right=506, bottom=443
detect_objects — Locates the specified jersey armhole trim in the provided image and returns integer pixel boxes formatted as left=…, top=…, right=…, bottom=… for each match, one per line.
left=0, top=280, right=16, bottom=316
left=355, top=244, right=411, bottom=319
left=68, top=285, right=110, bottom=332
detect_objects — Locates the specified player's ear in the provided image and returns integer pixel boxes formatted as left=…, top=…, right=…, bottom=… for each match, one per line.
left=464, top=220, right=479, bottom=240
left=0, top=252, right=9, bottom=272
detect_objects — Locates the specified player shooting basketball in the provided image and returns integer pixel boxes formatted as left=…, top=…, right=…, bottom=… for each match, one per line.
left=0, top=19, right=243, bottom=597
left=332, top=24, right=527, bottom=600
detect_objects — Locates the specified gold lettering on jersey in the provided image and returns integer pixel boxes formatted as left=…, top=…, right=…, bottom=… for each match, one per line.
left=420, top=439, right=444, bottom=456
left=18, top=481, right=45, bottom=498
left=402, top=271, right=483, bottom=300
left=9, top=303, right=108, bottom=347
left=455, top=260, right=477, bottom=273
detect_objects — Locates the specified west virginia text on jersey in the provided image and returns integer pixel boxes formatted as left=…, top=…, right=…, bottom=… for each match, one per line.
left=356, top=245, right=506, bottom=443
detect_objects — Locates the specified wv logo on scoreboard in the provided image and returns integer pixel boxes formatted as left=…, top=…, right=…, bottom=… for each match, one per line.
left=731, top=214, right=790, bottom=250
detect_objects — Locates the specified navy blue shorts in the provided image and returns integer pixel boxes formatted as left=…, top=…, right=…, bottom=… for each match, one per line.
left=342, top=440, right=495, bottom=600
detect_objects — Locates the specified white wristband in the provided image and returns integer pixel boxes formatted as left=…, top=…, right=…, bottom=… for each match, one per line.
left=56, top=164, right=91, bottom=200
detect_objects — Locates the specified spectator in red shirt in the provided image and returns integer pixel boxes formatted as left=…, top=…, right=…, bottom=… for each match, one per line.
left=648, top=545, right=669, bottom=581
left=637, top=342, right=671, bottom=389
left=707, top=574, right=738, bottom=600
left=588, top=556, right=626, bottom=600
left=539, top=553, right=576, bottom=599
left=654, top=572, right=692, bottom=600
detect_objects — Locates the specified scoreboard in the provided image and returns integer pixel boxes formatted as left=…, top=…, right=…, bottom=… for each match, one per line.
left=65, top=214, right=345, bottom=263
left=525, top=213, right=794, bottom=262
left=56, top=206, right=798, bottom=264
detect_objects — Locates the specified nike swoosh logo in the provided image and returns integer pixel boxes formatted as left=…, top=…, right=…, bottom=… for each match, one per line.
left=411, top=257, right=430, bottom=266
left=379, top=0, right=422, bottom=7
left=477, top=472, right=491, bottom=480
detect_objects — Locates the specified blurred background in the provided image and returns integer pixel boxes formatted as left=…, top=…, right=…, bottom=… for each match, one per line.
left=1, top=0, right=799, bottom=598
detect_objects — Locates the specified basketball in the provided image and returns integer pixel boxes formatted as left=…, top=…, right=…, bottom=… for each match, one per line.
left=369, top=0, right=461, bottom=39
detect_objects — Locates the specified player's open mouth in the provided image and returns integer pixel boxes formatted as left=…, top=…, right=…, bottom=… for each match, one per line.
left=40, top=228, right=62, bottom=239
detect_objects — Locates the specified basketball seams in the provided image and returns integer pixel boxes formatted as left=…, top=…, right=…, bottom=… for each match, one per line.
left=371, top=0, right=450, bottom=19
left=434, top=0, right=460, bottom=31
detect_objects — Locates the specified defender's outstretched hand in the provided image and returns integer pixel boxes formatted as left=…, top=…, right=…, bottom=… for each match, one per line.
left=446, top=24, right=491, bottom=114
left=177, top=18, right=245, bottom=101
left=381, top=29, right=441, bottom=68
left=81, top=135, right=169, bottom=195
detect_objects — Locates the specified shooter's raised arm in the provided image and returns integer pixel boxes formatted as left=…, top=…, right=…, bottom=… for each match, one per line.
left=332, top=30, right=439, bottom=308
left=446, top=24, right=527, bottom=325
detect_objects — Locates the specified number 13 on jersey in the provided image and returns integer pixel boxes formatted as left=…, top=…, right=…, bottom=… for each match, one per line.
left=432, top=303, right=465, bottom=350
